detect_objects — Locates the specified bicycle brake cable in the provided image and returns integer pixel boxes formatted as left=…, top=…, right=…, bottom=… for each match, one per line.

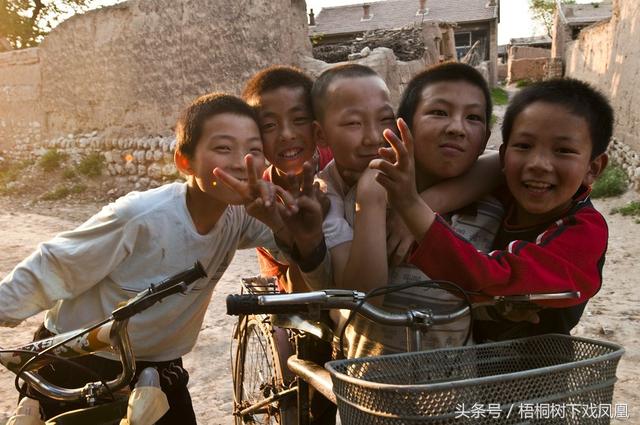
left=14, top=317, right=115, bottom=403
left=337, top=279, right=474, bottom=357
left=7, top=348, right=116, bottom=403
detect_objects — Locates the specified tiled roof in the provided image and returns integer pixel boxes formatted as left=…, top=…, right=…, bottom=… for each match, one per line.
left=309, top=0, right=499, bottom=35
left=561, top=1, right=612, bottom=26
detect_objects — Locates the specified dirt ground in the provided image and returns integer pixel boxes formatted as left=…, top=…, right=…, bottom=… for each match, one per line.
left=0, top=190, right=637, bottom=423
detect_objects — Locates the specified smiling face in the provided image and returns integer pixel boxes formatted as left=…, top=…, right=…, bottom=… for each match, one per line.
left=315, top=75, right=395, bottom=186
left=502, top=101, right=606, bottom=226
left=257, top=86, right=315, bottom=176
left=411, top=81, right=489, bottom=189
left=181, top=112, right=265, bottom=205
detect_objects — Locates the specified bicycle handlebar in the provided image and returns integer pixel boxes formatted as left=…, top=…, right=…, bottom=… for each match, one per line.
left=5, top=261, right=207, bottom=403
left=226, top=289, right=580, bottom=329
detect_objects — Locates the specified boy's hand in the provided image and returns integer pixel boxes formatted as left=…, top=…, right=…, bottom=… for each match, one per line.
left=369, top=118, right=421, bottom=211
left=214, top=155, right=297, bottom=236
left=370, top=118, right=436, bottom=242
left=283, top=162, right=326, bottom=257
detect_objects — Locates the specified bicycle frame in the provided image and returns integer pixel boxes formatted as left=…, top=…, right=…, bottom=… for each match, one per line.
left=0, top=319, right=134, bottom=402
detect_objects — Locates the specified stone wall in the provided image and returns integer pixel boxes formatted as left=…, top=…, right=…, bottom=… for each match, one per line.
left=38, top=0, right=311, bottom=140
left=510, top=46, right=551, bottom=60
left=0, top=0, right=313, bottom=192
left=507, top=56, right=564, bottom=84
left=0, top=48, right=42, bottom=151
left=565, top=0, right=640, bottom=186
left=507, top=58, right=548, bottom=83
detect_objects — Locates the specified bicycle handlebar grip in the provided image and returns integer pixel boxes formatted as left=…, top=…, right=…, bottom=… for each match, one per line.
left=226, top=294, right=309, bottom=315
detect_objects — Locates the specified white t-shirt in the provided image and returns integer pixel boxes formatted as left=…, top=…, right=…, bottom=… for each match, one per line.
left=0, top=182, right=276, bottom=361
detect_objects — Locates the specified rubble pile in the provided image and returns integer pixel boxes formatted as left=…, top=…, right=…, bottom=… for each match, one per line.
left=313, top=26, right=425, bottom=63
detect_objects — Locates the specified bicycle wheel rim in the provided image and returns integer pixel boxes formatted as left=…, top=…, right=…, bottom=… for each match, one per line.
left=233, top=315, right=289, bottom=425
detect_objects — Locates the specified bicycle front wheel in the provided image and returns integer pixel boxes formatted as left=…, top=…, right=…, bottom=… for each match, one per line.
left=233, top=315, right=295, bottom=425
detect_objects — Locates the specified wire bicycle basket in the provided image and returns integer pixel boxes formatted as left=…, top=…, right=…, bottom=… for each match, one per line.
left=326, top=334, right=624, bottom=424
left=241, top=276, right=280, bottom=295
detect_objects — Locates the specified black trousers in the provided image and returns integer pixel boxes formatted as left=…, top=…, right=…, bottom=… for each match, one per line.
left=23, top=324, right=197, bottom=425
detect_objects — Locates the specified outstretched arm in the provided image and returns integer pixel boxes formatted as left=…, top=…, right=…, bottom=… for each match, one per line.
left=409, top=211, right=606, bottom=308
left=385, top=149, right=502, bottom=265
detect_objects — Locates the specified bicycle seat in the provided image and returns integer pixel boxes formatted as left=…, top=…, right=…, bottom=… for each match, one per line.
left=271, top=314, right=334, bottom=342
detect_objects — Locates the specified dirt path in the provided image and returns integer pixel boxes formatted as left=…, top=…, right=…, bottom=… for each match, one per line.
left=0, top=192, right=637, bottom=423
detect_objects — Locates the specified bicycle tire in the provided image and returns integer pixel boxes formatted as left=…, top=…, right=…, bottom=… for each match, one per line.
left=233, top=314, right=295, bottom=425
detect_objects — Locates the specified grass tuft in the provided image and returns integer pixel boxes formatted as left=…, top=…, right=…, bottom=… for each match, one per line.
left=40, top=184, right=86, bottom=201
left=515, top=79, right=533, bottom=88
left=38, top=149, right=67, bottom=172
left=591, top=165, right=628, bottom=198
left=76, top=153, right=105, bottom=178
left=611, top=201, right=640, bottom=217
left=62, top=167, right=77, bottom=179
left=491, top=87, right=509, bottom=106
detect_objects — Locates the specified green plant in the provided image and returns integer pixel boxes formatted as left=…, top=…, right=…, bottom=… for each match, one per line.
left=76, top=153, right=105, bottom=177
left=310, top=33, right=324, bottom=46
left=491, top=87, right=509, bottom=106
left=515, top=79, right=533, bottom=88
left=611, top=201, right=640, bottom=217
left=41, top=186, right=71, bottom=201
left=0, top=159, right=32, bottom=194
left=63, top=167, right=77, bottom=179
left=38, top=149, right=67, bottom=172
left=591, top=165, right=628, bottom=198
left=490, top=114, right=497, bottom=127
left=40, top=183, right=86, bottom=201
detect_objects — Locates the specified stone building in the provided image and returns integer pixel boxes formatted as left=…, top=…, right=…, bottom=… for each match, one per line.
left=309, top=0, right=500, bottom=86
left=551, top=0, right=613, bottom=59
left=561, top=0, right=640, bottom=188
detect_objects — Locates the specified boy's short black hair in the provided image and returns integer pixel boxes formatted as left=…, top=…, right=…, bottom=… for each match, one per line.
left=176, top=93, right=258, bottom=159
left=242, top=65, right=314, bottom=112
left=311, top=64, right=380, bottom=122
left=397, top=62, right=492, bottom=130
left=502, top=78, right=614, bottom=158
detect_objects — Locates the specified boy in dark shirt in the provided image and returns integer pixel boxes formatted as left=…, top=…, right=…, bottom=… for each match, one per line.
left=370, top=78, right=613, bottom=341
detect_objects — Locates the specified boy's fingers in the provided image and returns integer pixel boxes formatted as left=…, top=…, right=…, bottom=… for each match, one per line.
left=212, top=167, right=247, bottom=195
left=383, top=128, right=409, bottom=168
left=301, top=162, right=315, bottom=196
left=378, top=147, right=397, bottom=163
left=255, top=180, right=272, bottom=207
left=296, top=196, right=322, bottom=216
left=245, top=155, right=259, bottom=188
left=286, top=172, right=298, bottom=194
left=369, top=158, right=400, bottom=179
left=396, top=118, right=414, bottom=156
left=275, top=185, right=298, bottom=214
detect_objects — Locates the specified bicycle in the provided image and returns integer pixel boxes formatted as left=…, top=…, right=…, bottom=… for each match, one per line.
left=227, top=283, right=625, bottom=424
left=0, top=262, right=207, bottom=425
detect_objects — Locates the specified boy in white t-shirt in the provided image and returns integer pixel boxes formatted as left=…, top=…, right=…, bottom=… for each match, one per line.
left=0, top=93, right=304, bottom=422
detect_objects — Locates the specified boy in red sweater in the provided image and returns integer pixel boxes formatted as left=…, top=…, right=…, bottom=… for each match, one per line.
left=371, top=78, right=613, bottom=341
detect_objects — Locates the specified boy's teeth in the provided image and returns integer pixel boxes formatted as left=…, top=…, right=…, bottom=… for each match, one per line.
left=281, top=148, right=302, bottom=159
left=525, top=181, right=551, bottom=189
